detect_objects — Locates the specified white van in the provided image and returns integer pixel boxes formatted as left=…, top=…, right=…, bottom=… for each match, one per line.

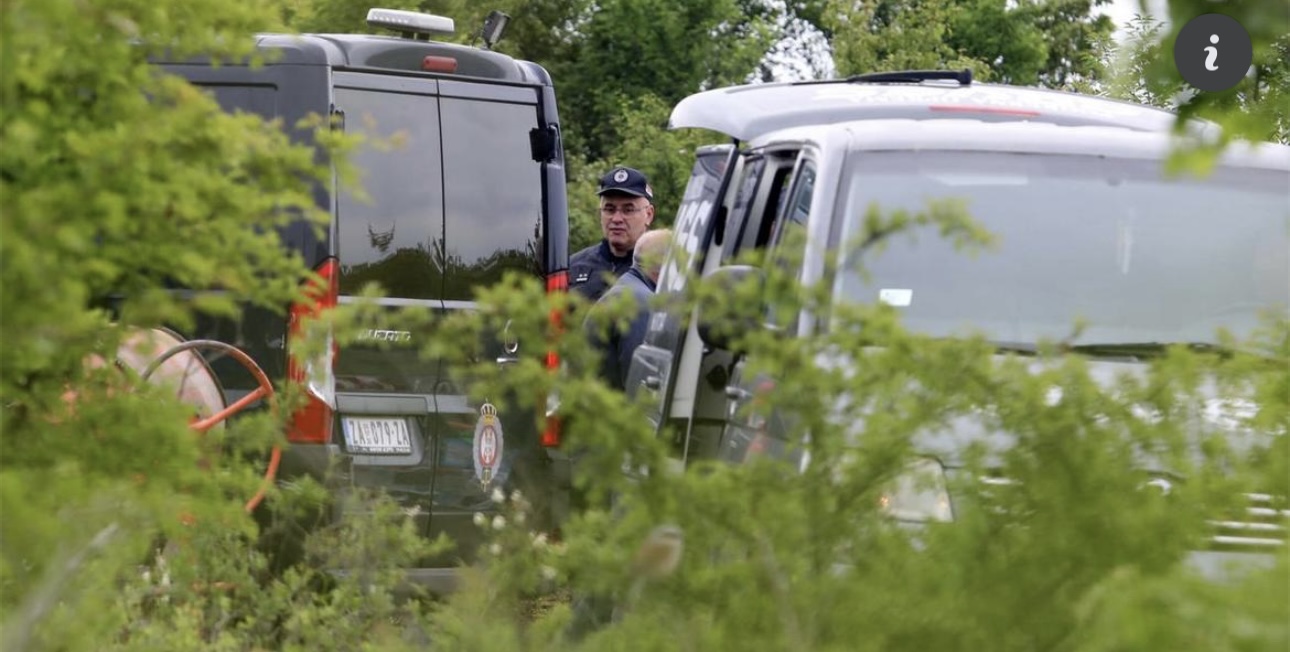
left=626, top=70, right=1289, bottom=575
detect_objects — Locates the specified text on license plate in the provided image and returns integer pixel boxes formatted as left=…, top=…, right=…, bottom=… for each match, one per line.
left=342, top=417, right=413, bottom=454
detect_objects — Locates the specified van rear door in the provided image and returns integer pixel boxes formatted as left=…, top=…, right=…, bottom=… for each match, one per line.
left=332, top=72, right=447, bottom=541
left=333, top=72, right=550, bottom=563
left=424, top=80, right=550, bottom=564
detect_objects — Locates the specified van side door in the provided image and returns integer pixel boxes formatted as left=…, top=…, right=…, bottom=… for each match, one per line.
left=674, top=147, right=802, bottom=464
left=624, top=145, right=734, bottom=436
left=719, top=154, right=820, bottom=465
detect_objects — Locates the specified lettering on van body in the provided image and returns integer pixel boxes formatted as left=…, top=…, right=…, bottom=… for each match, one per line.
left=356, top=329, right=413, bottom=343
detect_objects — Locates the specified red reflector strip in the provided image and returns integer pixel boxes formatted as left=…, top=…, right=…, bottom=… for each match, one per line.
left=546, top=270, right=567, bottom=345
left=928, top=105, right=1041, bottom=117
left=422, top=55, right=458, bottom=73
left=286, top=258, right=339, bottom=445
left=541, top=270, right=568, bottom=447
left=541, top=416, right=562, bottom=448
left=546, top=269, right=568, bottom=292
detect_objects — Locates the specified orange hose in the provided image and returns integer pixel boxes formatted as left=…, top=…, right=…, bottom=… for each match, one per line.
left=145, top=338, right=282, bottom=515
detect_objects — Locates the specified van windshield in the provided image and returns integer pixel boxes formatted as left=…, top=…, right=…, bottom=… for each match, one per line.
left=835, top=150, right=1289, bottom=347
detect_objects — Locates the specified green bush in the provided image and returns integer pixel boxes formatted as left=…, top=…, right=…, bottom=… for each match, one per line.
left=3, top=0, right=1286, bottom=650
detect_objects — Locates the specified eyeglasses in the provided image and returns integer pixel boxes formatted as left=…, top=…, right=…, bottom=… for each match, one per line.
left=601, top=204, right=645, bottom=216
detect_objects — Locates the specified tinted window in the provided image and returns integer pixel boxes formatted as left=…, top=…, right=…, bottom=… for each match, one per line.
left=439, top=97, right=544, bottom=300
left=335, top=88, right=446, bottom=300
left=723, top=156, right=768, bottom=260
left=767, top=162, right=817, bottom=333
left=732, top=155, right=798, bottom=257
left=786, top=165, right=815, bottom=226
left=201, top=84, right=278, bottom=117
left=837, top=151, right=1289, bottom=345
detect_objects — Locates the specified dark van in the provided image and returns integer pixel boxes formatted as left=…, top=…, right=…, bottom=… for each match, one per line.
left=153, top=8, right=570, bottom=590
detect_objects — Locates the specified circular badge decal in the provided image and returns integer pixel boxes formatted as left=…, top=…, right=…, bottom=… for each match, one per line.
left=613, top=169, right=629, bottom=183
left=473, top=403, right=505, bottom=488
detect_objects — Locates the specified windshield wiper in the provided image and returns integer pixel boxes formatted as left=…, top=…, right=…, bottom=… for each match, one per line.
left=987, top=341, right=1233, bottom=360
left=990, top=341, right=1039, bottom=356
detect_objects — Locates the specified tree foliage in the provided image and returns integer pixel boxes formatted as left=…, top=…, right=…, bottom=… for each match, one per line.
left=1150, top=0, right=1290, bottom=145
left=3, top=0, right=1287, bottom=649
left=825, top=0, right=1116, bottom=86
left=1, top=0, right=354, bottom=648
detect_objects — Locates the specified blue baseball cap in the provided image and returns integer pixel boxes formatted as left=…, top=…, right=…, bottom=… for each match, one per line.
left=597, top=166, right=654, bottom=203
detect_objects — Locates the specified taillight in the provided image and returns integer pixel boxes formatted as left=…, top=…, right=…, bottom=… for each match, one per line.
left=422, top=55, right=458, bottom=73
left=541, top=270, right=567, bottom=447
left=286, top=257, right=339, bottom=445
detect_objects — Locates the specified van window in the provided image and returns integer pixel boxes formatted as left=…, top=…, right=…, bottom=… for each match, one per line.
left=438, top=97, right=545, bottom=300
left=731, top=153, right=798, bottom=258
left=335, top=88, right=446, bottom=300
left=335, top=89, right=544, bottom=301
left=766, top=161, right=817, bottom=334
left=722, top=156, right=767, bottom=260
left=201, top=84, right=278, bottom=118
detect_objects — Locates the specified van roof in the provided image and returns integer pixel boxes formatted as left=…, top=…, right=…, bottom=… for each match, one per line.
left=760, top=118, right=1290, bottom=171
left=669, top=79, right=1215, bottom=142
left=153, top=33, right=551, bottom=85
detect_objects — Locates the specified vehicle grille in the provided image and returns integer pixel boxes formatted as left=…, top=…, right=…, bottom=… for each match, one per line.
left=1207, top=493, right=1290, bottom=550
left=975, top=476, right=1289, bottom=552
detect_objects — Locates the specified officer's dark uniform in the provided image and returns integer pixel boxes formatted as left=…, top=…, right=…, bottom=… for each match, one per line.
left=584, top=266, right=657, bottom=391
left=569, top=240, right=632, bottom=303
left=568, top=166, right=654, bottom=303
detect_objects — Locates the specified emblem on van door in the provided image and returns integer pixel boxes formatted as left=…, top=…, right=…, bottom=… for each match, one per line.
left=473, top=403, right=505, bottom=489
left=356, top=329, right=412, bottom=343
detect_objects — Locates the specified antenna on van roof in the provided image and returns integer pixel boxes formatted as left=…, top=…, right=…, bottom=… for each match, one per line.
left=478, top=10, right=510, bottom=50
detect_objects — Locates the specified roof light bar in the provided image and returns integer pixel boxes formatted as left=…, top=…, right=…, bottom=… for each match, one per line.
left=366, top=8, right=455, bottom=37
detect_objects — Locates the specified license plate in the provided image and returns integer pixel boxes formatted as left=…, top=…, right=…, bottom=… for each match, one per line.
left=342, top=417, right=413, bottom=455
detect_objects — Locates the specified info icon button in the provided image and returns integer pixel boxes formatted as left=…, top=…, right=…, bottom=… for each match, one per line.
left=1173, top=13, right=1253, bottom=92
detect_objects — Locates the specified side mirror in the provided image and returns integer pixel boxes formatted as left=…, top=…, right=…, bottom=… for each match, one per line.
left=696, top=265, right=766, bottom=352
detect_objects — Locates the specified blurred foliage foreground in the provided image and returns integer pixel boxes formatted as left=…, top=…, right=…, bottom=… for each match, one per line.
left=3, top=198, right=1288, bottom=652
left=2, top=0, right=1287, bottom=648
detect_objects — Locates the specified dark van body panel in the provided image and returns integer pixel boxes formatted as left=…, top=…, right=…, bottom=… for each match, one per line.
left=154, top=60, right=333, bottom=392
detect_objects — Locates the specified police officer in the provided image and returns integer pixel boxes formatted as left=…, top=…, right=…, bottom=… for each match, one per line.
left=569, top=166, right=656, bottom=302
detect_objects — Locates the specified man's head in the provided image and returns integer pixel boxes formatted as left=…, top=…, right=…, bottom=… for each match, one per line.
left=633, top=229, right=672, bottom=283
left=598, top=166, right=655, bottom=256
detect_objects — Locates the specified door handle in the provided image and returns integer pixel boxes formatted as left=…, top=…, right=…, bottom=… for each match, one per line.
left=497, top=319, right=520, bottom=367
left=725, top=386, right=753, bottom=401
left=643, top=375, right=661, bottom=390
